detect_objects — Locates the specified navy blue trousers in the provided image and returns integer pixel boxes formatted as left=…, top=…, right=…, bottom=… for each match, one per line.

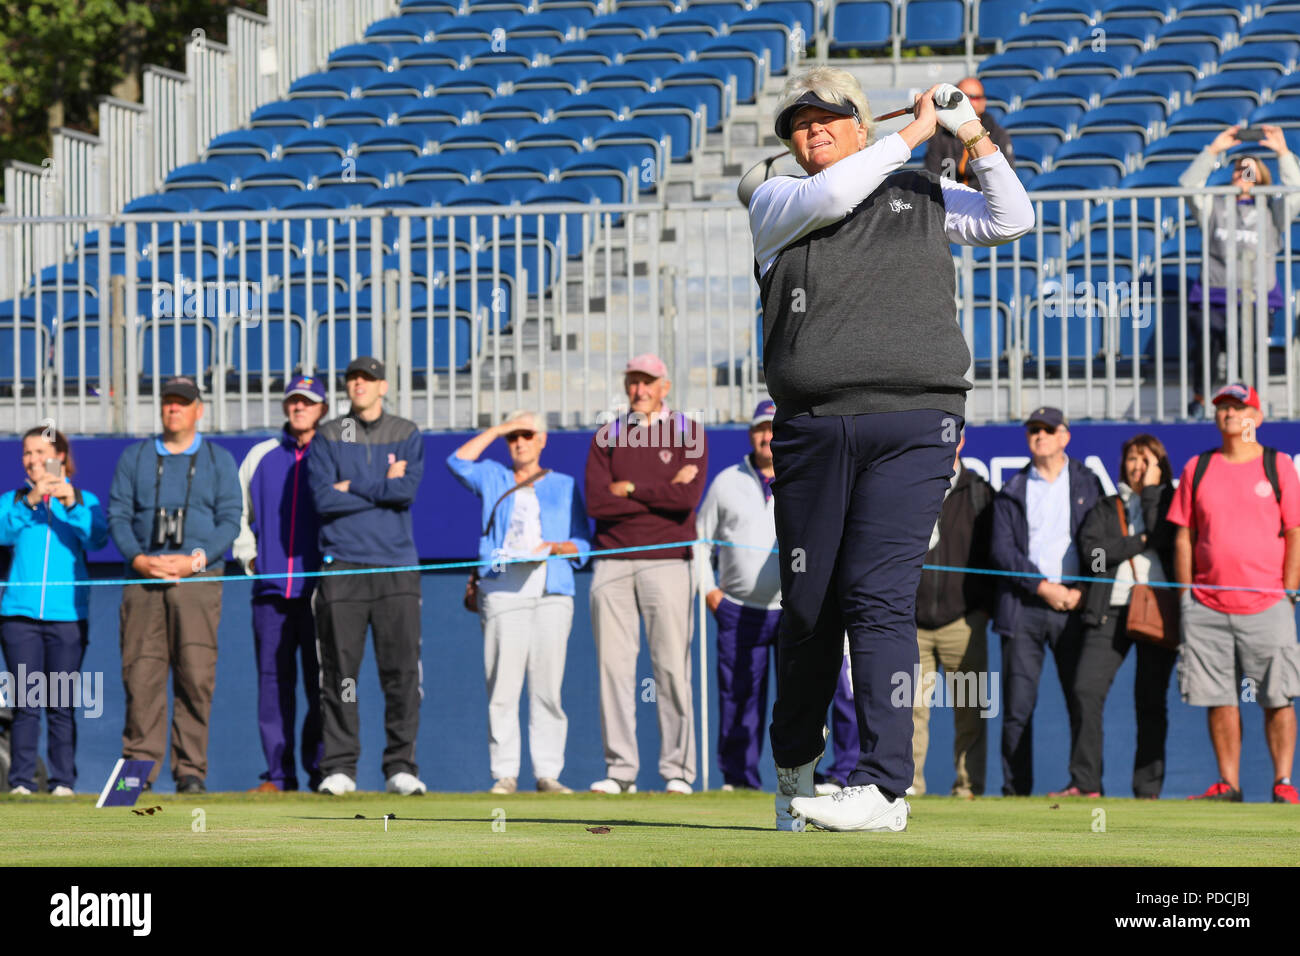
left=715, top=599, right=781, bottom=789
left=1, top=616, right=88, bottom=791
left=768, top=409, right=960, bottom=797
left=252, top=594, right=323, bottom=789
left=1000, top=603, right=1084, bottom=796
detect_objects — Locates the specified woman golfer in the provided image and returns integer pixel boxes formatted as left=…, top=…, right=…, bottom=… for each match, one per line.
left=746, top=68, right=1034, bottom=831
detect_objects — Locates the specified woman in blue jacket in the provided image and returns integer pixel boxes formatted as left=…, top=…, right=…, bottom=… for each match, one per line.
left=0, top=427, right=108, bottom=794
left=448, top=411, right=590, bottom=796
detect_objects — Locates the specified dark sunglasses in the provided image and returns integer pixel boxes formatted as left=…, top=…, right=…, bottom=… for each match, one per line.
left=505, top=430, right=536, bottom=442
left=1027, top=424, right=1057, bottom=436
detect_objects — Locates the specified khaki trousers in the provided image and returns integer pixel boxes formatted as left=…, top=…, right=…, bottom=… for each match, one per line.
left=120, top=573, right=223, bottom=784
left=590, top=558, right=695, bottom=784
left=911, top=611, right=988, bottom=796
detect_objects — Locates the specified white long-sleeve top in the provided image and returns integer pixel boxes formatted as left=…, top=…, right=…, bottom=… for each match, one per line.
left=749, top=132, right=1035, bottom=277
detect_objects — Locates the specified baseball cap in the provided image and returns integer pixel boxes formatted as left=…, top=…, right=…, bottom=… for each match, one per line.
left=161, top=375, right=201, bottom=402
left=345, top=356, right=385, bottom=380
left=752, top=399, right=776, bottom=426
left=1212, top=382, right=1261, bottom=410
left=1024, top=406, right=1068, bottom=429
left=624, top=353, right=668, bottom=380
left=775, top=91, right=860, bottom=140
left=285, top=374, right=326, bottom=403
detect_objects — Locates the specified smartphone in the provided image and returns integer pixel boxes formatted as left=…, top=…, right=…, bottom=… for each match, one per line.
left=1236, top=128, right=1265, bottom=142
left=44, top=457, right=62, bottom=479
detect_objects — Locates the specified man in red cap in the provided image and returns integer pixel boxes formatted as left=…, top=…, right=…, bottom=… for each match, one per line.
left=585, top=354, right=707, bottom=794
left=1167, top=383, right=1300, bottom=803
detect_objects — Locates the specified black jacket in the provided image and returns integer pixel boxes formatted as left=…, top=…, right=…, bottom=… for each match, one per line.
left=916, top=466, right=996, bottom=629
left=922, top=114, right=1015, bottom=190
left=990, top=457, right=1105, bottom=637
left=1077, top=483, right=1177, bottom=628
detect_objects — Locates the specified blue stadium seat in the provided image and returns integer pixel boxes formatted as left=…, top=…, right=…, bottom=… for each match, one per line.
left=1010, top=134, right=1061, bottom=173
left=328, top=43, right=401, bottom=71
left=1026, top=0, right=1099, bottom=21
left=980, top=76, right=1022, bottom=111
left=1192, top=69, right=1282, bottom=105
left=1173, top=0, right=1249, bottom=17
left=1052, top=133, right=1143, bottom=174
left=402, top=154, right=487, bottom=185
left=240, top=157, right=337, bottom=192
left=1165, top=97, right=1254, bottom=132
left=593, top=118, right=673, bottom=173
left=901, top=0, right=967, bottom=47
left=469, top=37, right=562, bottom=69
left=205, top=129, right=280, bottom=162
left=549, top=37, right=638, bottom=64
left=320, top=99, right=397, bottom=127
left=828, top=1, right=894, bottom=53
left=1101, top=73, right=1194, bottom=110
left=585, top=9, right=672, bottom=38
left=140, top=317, right=218, bottom=383
left=1220, top=40, right=1300, bottom=71
left=433, top=11, right=505, bottom=39
left=479, top=90, right=566, bottom=122
left=1002, top=20, right=1090, bottom=51
left=352, top=125, right=440, bottom=157
left=1240, top=12, right=1300, bottom=43
left=226, top=312, right=306, bottom=383
left=630, top=90, right=706, bottom=152
left=1095, top=15, right=1161, bottom=45
left=977, top=47, right=1060, bottom=80
left=589, top=62, right=665, bottom=94
left=555, top=90, right=636, bottom=123
left=506, top=8, right=590, bottom=39
left=657, top=8, right=731, bottom=36
left=1154, top=15, right=1238, bottom=51
left=364, top=14, right=443, bottom=43
left=1025, top=297, right=1106, bottom=364
left=1250, top=101, right=1300, bottom=129
left=395, top=99, right=473, bottom=125
left=289, top=69, right=380, bottom=99
left=517, top=119, right=594, bottom=152
left=1132, top=41, right=1217, bottom=75
left=1029, top=166, right=1121, bottom=228
left=1000, top=105, right=1084, bottom=140
left=365, top=181, right=444, bottom=207
left=1142, top=130, right=1215, bottom=162
left=512, top=63, right=590, bottom=95
left=1052, top=46, right=1140, bottom=77
left=977, top=0, right=1032, bottom=43
left=481, top=151, right=564, bottom=183
left=250, top=99, right=330, bottom=128
left=393, top=44, right=464, bottom=70
left=755, top=0, right=819, bottom=36
left=1021, top=74, right=1111, bottom=109
left=623, top=36, right=706, bottom=65
left=163, top=161, right=240, bottom=192
left=1099, top=0, right=1172, bottom=19
left=1078, top=102, right=1165, bottom=136
left=1273, top=73, right=1300, bottom=98
left=124, top=193, right=199, bottom=214
left=399, top=0, right=460, bottom=13
left=360, top=66, right=445, bottom=98
left=695, top=41, right=764, bottom=103
left=279, top=127, right=355, bottom=159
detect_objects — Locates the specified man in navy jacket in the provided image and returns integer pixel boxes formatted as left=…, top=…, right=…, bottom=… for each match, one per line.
left=307, top=357, right=426, bottom=797
left=990, top=407, right=1103, bottom=796
left=233, top=374, right=328, bottom=793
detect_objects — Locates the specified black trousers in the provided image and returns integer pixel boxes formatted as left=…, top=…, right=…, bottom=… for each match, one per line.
left=1067, top=606, right=1178, bottom=797
left=314, top=562, right=423, bottom=780
left=1000, top=603, right=1084, bottom=796
left=768, top=408, right=959, bottom=798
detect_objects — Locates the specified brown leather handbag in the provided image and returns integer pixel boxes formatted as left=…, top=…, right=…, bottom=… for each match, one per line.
left=1115, top=498, right=1180, bottom=650
left=464, top=469, right=551, bottom=613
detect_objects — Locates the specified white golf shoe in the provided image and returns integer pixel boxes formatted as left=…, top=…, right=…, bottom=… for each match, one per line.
left=775, top=757, right=819, bottom=831
left=317, top=773, right=357, bottom=796
left=790, top=784, right=911, bottom=832
left=385, top=772, right=427, bottom=795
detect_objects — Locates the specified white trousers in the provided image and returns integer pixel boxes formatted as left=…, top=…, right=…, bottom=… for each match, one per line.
left=479, top=590, right=573, bottom=780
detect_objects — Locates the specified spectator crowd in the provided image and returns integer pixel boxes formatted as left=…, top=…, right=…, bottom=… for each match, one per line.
left=0, top=358, right=1296, bottom=807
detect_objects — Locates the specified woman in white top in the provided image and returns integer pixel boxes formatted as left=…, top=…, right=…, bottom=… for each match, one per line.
left=1065, top=435, right=1178, bottom=798
left=447, top=411, right=591, bottom=796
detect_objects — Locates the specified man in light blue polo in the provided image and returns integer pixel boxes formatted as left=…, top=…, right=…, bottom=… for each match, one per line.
left=989, top=406, right=1103, bottom=796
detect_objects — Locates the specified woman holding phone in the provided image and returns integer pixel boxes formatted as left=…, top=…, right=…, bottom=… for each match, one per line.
left=0, top=427, right=108, bottom=794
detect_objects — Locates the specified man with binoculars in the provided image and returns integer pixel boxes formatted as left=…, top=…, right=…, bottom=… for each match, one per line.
left=108, top=376, right=242, bottom=793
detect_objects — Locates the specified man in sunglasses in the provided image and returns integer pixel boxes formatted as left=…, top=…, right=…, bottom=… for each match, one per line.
left=989, top=406, right=1103, bottom=796
left=923, top=77, right=1015, bottom=190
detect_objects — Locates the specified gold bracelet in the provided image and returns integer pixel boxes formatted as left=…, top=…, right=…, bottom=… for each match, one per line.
left=963, top=128, right=989, bottom=151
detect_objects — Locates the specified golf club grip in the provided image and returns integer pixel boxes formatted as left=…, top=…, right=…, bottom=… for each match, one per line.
left=872, top=89, right=965, bottom=123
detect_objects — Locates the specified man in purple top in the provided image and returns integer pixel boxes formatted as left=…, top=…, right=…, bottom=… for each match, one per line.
left=233, top=375, right=328, bottom=792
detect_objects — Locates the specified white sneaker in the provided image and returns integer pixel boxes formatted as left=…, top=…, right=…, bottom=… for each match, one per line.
left=721, top=783, right=735, bottom=792
left=9, top=785, right=32, bottom=795
left=665, top=778, right=693, bottom=795
left=775, top=758, right=819, bottom=831
left=814, top=781, right=843, bottom=796
left=51, top=785, right=75, bottom=797
left=385, top=772, right=427, bottom=795
left=590, top=777, right=637, bottom=794
left=790, top=784, right=911, bottom=832
left=317, top=773, right=357, bottom=796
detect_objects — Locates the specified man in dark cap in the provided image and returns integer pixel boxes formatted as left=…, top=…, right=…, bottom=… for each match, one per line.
left=108, top=375, right=243, bottom=793
left=989, top=406, right=1103, bottom=796
left=307, top=357, right=427, bottom=796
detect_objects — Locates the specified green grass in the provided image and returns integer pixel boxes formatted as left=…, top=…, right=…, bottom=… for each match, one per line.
left=2, top=791, right=1297, bottom=866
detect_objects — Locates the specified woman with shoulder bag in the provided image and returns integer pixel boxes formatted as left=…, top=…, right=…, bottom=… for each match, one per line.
left=447, top=411, right=591, bottom=797
left=1054, top=434, right=1178, bottom=798
left=0, top=427, right=109, bottom=795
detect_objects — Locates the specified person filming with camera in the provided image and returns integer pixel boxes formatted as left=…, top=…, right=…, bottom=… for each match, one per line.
left=108, top=375, right=242, bottom=793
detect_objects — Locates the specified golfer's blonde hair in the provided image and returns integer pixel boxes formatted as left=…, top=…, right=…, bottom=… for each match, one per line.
left=775, top=66, right=874, bottom=152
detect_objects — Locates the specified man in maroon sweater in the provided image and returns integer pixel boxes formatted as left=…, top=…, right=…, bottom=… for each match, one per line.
left=586, top=354, right=709, bottom=794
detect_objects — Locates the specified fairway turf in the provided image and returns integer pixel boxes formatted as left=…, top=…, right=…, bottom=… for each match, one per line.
left=2, top=791, right=1298, bottom=865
